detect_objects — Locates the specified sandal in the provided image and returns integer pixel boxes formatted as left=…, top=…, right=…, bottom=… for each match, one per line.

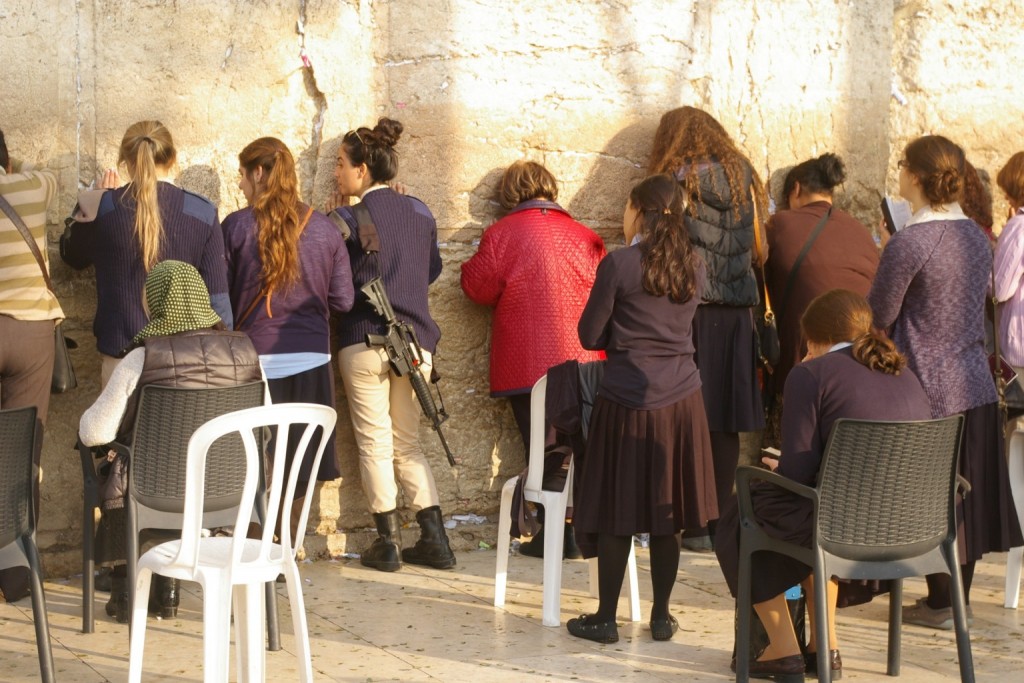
left=650, top=614, right=679, bottom=641
left=567, top=613, right=619, bottom=643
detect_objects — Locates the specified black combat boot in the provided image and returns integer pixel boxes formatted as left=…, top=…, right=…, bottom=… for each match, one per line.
left=149, top=576, right=180, bottom=619
left=519, top=523, right=582, bottom=559
left=401, top=506, right=456, bottom=569
left=360, top=509, right=403, bottom=572
left=105, top=570, right=129, bottom=624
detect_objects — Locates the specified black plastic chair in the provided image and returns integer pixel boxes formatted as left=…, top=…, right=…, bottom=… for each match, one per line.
left=735, top=416, right=973, bottom=683
left=78, top=382, right=283, bottom=650
left=0, top=406, right=55, bottom=683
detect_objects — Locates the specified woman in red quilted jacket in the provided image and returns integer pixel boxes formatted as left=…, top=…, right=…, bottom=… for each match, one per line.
left=461, top=161, right=606, bottom=556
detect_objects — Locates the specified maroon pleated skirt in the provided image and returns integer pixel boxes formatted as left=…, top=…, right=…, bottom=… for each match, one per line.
left=572, top=390, right=718, bottom=538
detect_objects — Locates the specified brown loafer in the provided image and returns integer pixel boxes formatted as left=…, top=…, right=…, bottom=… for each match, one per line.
left=804, top=649, right=842, bottom=679
left=749, top=653, right=806, bottom=682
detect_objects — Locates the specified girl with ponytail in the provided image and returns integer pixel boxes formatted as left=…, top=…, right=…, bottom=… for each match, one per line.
left=869, top=134, right=1024, bottom=628
left=715, top=289, right=931, bottom=679
left=223, top=137, right=354, bottom=492
left=62, top=120, right=233, bottom=386
left=570, top=174, right=716, bottom=644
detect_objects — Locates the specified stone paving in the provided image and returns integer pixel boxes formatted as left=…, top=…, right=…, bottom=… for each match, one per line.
left=2, top=546, right=1022, bottom=681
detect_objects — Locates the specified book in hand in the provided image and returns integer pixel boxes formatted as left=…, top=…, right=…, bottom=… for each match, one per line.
left=881, top=197, right=912, bottom=235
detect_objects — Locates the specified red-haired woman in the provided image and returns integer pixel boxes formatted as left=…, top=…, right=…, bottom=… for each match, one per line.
left=222, top=137, right=353, bottom=496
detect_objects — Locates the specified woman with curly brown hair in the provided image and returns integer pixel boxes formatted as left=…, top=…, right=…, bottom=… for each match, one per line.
left=648, top=106, right=768, bottom=546
left=869, top=134, right=1023, bottom=629
left=569, top=174, right=716, bottom=644
left=223, top=137, right=354, bottom=492
left=715, top=289, right=930, bottom=680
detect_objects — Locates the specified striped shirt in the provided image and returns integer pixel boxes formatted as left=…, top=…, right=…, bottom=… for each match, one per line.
left=0, top=159, right=63, bottom=321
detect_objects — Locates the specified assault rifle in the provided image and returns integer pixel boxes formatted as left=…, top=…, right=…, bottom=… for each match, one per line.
left=361, top=277, right=458, bottom=467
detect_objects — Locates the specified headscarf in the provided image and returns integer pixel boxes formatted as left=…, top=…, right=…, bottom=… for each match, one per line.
left=132, top=260, right=221, bottom=343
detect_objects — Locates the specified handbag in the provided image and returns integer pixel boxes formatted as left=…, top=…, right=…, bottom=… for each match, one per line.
left=989, top=265, right=1024, bottom=418
left=750, top=188, right=779, bottom=370
left=0, top=194, right=78, bottom=393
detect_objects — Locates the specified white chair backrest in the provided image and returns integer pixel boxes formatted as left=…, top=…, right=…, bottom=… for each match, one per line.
left=524, top=375, right=548, bottom=494
left=170, top=404, right=337, bottom=575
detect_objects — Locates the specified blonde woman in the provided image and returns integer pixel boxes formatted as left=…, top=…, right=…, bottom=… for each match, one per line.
left=62, top=120, right=232, bottom=385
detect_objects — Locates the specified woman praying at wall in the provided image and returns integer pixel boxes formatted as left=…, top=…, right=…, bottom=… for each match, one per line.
left=569, top=174, right=716, bottom=644
left=647, top=106, right=767, bottom=548
left=869, top=134, right=1024, bottom=629
left=61, top=120, right=233, bottom=386
left=222, top=137, right=353, bottom=515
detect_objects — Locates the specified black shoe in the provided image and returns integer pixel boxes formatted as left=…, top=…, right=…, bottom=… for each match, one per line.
left=563, top=523, right=583, bottom=559
left=0, top=566, right=31, bottom=603
left=748, top=654, right=805, bottom=682
left=361, top=510, right=403, bottom=572
left=148, top=576, right=180, bottom=619
left=402, top=506, right=457, bottom=569
left=519, top=524, right=583, bottom=560
left=650, top=614, right=679, bottom=641
left=105, top=574, right=129, bottom=624
left=567, top=613, right=619, bottom=643
left=804, top=650, right=842, bottom=680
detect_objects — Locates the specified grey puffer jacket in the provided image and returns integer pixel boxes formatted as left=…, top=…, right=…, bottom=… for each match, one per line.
left=681, top=161, right=760, bottom=307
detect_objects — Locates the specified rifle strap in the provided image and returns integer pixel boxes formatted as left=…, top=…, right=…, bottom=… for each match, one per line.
left=351, top=203, right=381, bottom=254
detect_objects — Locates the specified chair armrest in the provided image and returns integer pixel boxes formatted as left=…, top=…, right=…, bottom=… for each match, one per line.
left=735, top=465, right=818, bottom=525
left=956, top=474, right=972, bottom=499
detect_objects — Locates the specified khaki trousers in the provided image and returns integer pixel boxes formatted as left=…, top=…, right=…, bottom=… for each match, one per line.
left=337, top=343, right=440, bottom=514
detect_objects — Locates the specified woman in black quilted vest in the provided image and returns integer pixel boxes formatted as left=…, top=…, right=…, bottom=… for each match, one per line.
left=648, top=107, right=769, bottom=547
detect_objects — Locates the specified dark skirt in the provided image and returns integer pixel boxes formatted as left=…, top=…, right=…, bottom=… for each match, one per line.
left=960, top=401, right=1024, bottom=561
left=572, top=390, right=717, bottom=540
left=693, top=305, right=766, bottom=432
left=267, top=361, right=340, bottom=483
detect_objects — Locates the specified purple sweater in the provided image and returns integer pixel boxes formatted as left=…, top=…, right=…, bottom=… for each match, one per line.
left=222, top=206, right=354, bottom=356
left=335, top=188, right=442, bottom=352
left=868, top=218, right=996, bottom=417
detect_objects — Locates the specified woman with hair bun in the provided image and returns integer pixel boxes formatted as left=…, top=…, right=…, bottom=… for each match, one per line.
left=715, top=289, right=930, bottom=680
left=222, top=137, right=353, bottom=497
left=869, top=134, right=1023, bottom=629
left=765, top=152, right=879, bottom=391
left=569, top=174, right=716, bottom=644
left=332, top=117, right=457, bottom=573
left=62, top=120, right=233, bottom=385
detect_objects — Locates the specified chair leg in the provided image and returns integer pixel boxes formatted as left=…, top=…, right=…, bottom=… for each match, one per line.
left=233, top=582, right=266, bottom=683
left=625, top=540, right=641, bottom=622
left=494, top=477, right=517, bottom=608
left=127, top=568, right=154, bottom=683
left=22, top=536, right=55, bottom=683
left=1006, top=547, right=1023, bottom=609
left=887, top=578, right=903, bottom=676
left=82, top=499, right=95, bottom=634
left=282, top=560, right=315, bottom=683
left=813, top=563, right=832, bottom=683
left=540, top=497, right=568, bottom=627
left=265, top=579, right=281, bottom=651
left=944, top=544, right=976, bottom=683
left=202, top=577, right=233, bottom=683
left=126, top=505, right=139, bottom=632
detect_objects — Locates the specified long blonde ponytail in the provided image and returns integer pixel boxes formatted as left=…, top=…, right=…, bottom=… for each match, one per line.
left=119, top=120, right=176, bottom=271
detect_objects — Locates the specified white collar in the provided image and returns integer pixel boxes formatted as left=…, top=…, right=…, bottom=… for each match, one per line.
left=360, top=184, right=388, bottom=199
left=829, top=342, right=853, bottom=352
left=904, top=202, right=968, bottom=229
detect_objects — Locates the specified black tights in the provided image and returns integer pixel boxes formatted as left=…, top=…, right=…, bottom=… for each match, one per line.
left=925, top=562, right=976, bottom=609
left=595, top=533, right=680, bottom=622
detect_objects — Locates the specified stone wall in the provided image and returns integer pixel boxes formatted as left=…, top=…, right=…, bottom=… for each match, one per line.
left=1, top=0, right=1020, bottom=575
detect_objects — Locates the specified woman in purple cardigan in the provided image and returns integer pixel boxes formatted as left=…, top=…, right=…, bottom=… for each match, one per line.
left=868, top=134, right=1023, bottom=629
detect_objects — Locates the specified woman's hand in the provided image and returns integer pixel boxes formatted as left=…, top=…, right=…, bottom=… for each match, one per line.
left=98, top=168, right=119, bottom=190
left=326, top=188, right=349, bottom=213
left=388, top=180, right=408, bottom=195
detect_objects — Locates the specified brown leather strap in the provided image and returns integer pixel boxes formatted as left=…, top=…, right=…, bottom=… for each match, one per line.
left=235, top=205, right=315, bottom=328
left=749, top=186, right=772, bottom=316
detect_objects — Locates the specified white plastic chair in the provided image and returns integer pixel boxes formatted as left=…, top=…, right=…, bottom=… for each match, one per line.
left=1005, top=429, right=1024, bottom=608
left=127, top=403, right=337, bottom=683
left=494, top=374, right=641, bottom=627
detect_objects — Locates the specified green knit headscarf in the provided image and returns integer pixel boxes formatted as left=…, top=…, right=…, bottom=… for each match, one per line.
left=132, top=260, right=221, bottom=343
